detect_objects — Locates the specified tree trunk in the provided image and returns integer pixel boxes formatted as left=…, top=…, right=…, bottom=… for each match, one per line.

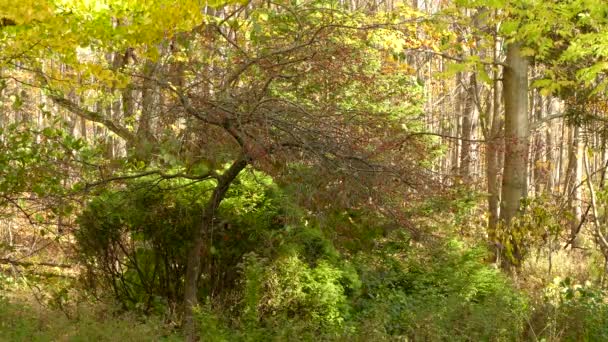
left=486, top=74, right=502, bottom=238
left=132, top=61, right=158, bottom=161
left=183, top=156, right=248, bottom=341
left=556, top=121, right=566, bottom=192
left=452, top=75, right=462, bottom=178
left=500, top=42, right=529, bottom=266
left=487, top=135, right=502, bottom=237
left=530, top=89, right=544, bottom=195
left=545, top=96, right=555, bottom=191
left=566, top=125, right=583, bottom=247
left=486, top=21, right=503, bottom=248
left=460, top=73, right=476, bottom=181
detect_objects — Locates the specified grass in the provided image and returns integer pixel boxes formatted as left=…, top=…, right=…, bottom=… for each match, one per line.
left=0, top=288, right=182, bottom=342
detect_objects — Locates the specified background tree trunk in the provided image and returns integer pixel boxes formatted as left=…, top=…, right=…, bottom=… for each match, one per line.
left=460, top=73, right=477, bottom=181
left=500, top=42, right=529, bottom=266
left=566, top=125, right=584, bottom=247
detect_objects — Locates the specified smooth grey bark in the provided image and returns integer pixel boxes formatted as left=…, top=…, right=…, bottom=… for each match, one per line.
left=486, top=19, right=503, bottom=244
left=500, top=42, right=529, bottom=266
left=530, top=89, right=544, bottom=195
left=545, top=97, right=555, bottom=191
left=460, top=73, right=477, bottom=180
left=486, top=78, right=502, bottom=238
left=451, top=74, right=462, bottom=177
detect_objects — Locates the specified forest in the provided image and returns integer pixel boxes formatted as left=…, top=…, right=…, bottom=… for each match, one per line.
left=2, top=0, right=608, bottom=340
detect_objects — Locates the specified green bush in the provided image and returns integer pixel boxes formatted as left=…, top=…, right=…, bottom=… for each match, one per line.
left=194, top=221, right=530, bottom=341
left=263, top=256, right=351, bottom=330
left=238, top=226, right=359, bottom=335
left=353, top=236, right=529, bottom=341
left=529, top=277, right=608, bottom=341
left=76, top=168, right=283, bottom=312
left=76, top=180, right=200, bottom=311
left=192, top=226, right=359, bottom=340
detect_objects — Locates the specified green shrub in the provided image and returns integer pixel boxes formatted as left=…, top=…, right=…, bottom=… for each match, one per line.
left=76, top=168, right=283, bottom=311
left=353, top=236, right=529, bottom=341
left=76, top=181, right=200, bottom=311
left=235, top=227, right=358, bottom=335
left=530, top=277, right=608, bottom=341
left=195, top=302, right=233, bottom=342
left=263, top=256, right=350, bottom=330
left=193, top=220, right=530, bottom=341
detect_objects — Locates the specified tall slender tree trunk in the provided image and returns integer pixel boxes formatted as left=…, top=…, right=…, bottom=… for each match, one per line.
left=556, top=121, right=566, bottom=191
left=530, top=89, right=544, bottom=195
left=486, top=17, right=503, bottom=245
left=460, top=73, right=476, bottom=181
left=566, top=125, right=583, bottom=246
left=486, top=98, right=502, bottom=238
left=500, top=42, right=529, bottom=266
left=545, top=97, right=555, bottom=191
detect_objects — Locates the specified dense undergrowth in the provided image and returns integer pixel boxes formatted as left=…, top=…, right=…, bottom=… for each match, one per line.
left=2, top=173, right=608, bottom=341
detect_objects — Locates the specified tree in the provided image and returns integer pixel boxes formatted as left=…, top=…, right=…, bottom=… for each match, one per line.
left=499, top=41, right=529, bottom=266
left=165, top=5, right=431, bottom=337
left=1, top=1, right=432, bottom=339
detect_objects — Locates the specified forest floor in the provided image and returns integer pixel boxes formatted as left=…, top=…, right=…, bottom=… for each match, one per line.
left=0, top=217, right=180, bottom=341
